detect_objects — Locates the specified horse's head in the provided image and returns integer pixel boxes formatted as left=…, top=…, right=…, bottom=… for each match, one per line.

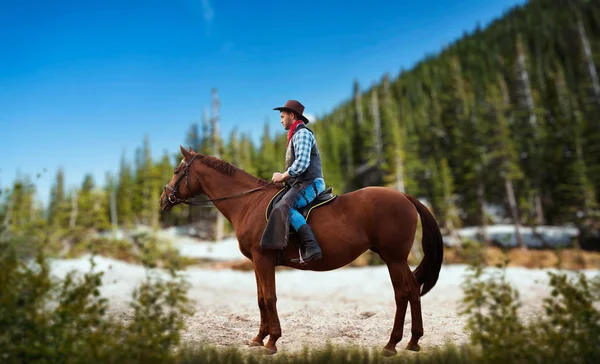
left=159, top=145, right=204, bottom=211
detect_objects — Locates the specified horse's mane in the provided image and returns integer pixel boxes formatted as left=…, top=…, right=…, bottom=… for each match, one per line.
left=195, top=153, right=270, bottom=186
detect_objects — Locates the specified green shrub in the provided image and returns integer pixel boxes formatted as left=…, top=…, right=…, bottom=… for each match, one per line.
left=0, top=236, right=192, bottom=364
left=459, top=261, right=600, bottom=364
left=455, top=238, right=486, bottom=266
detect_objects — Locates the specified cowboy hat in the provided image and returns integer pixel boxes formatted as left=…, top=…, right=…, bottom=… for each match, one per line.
left=273, top=100, right=310, bottom=124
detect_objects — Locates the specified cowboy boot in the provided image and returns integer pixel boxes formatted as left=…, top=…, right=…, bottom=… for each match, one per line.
left=291, top=224, right=322, bottom=264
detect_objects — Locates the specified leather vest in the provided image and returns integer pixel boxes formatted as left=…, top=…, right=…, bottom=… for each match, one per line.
left=285, top=124, right=324, bottom=184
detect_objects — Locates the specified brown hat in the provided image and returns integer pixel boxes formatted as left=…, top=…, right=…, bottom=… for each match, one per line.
left=273, top=100, right=310, bottom=124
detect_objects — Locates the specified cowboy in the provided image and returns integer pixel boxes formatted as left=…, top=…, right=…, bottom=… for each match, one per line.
left=271, top=100, right=326, bottom=263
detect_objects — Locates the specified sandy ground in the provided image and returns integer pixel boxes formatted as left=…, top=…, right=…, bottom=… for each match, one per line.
left=49, top=249, right=599, bottom=355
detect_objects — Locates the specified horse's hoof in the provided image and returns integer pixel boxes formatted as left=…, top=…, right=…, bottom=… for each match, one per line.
left=260, top=346, right=277, bottom=355
left=405, top=342, right=421, bottom=352
left=244, top=339, right=264, bottom=347
left=382, top=348, right=397, bottom=357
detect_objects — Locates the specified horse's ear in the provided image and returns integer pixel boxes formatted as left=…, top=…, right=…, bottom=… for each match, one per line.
left=189, top=146, right=196, bottom=154
left=180, top=145, right=192, bottom=161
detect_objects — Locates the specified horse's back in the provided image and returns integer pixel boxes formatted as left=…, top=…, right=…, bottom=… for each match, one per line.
left=329, top=186, right=415, bottom=211
left=311, top=185, right=418, bottom=229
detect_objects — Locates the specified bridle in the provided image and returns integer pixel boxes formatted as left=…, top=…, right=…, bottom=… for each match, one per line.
left=163, top=155, right=274, bottom=207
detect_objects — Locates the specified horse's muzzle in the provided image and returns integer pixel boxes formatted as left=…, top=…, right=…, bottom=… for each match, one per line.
left=159, top=193, right=173, bottom=211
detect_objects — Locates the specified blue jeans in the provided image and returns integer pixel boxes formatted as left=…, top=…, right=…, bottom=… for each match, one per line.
left=290, top=178, right=326, bottom=231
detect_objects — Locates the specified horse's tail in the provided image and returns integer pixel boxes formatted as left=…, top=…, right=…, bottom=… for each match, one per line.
left=405, top=194, right=444, bottom=297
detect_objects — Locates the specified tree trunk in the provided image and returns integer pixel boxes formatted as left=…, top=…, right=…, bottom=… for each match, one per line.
left=395, top=154, right=406, bottom=193
left=516, top=35, right=545, bottom=225
left=382, top=74, right=407, bottom=193
left=534, top=194, right=545, bottom=226
left=476, top=172, right=489, bottom=244
left=354, top=81, right=365, bottom=126
left=504, top=177, right=525, bottom=249
left=576, top=11, right=600, bottom=102
left=574, top=109, right=596, bottom=213
left=110, top=188, right=118, bottom=237
left=202, top=107, right=210, bottom=153
left=516, top=38, right=538, bottom=130
left=369, top=86, right=384, bottom=163
left=211, top=88, right=225, bottom=241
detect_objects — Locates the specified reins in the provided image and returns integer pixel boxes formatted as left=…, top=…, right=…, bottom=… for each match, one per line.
left=164, top=155, right=275, bottom=207
left=168, top=183, right=275, bottom=207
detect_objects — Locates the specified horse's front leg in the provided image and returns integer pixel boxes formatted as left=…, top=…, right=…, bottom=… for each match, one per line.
left=254, top=252, right=281, bottom=354
left=245, top=268, right=269, bottom=347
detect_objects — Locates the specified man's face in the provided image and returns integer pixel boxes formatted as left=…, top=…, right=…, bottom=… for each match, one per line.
left=280, top=111, right=295, bottom=130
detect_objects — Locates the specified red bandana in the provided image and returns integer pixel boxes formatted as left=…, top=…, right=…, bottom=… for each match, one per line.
left=287, top=120, right=304, bottom=146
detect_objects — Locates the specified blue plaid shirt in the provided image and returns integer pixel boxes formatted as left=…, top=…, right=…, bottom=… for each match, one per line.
left=286, top=128, right=315, bottom=178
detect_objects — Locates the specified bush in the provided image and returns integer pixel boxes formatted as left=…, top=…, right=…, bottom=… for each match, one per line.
left=459, top=260, right=600, bottom=364
left=455, top=238, right=487, bottom=266
left=0, top=236, right=192, bottom=364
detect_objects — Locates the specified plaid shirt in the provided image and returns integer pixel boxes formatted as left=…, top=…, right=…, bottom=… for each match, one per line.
left=286, top=128, right=315, bottom=177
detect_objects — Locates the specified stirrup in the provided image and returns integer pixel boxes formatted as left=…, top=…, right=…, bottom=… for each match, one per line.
left=297, top=247, right=305, bottom=264
left=290, top=247, right=307, bottom=265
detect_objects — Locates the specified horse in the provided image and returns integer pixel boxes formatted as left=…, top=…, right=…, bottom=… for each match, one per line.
left=159, top=145, right=444, bottom=356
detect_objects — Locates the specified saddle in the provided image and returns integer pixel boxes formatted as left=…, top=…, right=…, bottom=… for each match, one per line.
left=265, top=186, right=338, bottom=224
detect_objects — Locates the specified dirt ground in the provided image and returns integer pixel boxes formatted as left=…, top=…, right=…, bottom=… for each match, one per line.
left=173, top=264, right=596, bottom=356
left=53, top=255, right=596, bottom=357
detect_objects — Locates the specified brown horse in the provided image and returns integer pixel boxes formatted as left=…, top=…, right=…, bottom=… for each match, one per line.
left=159, top=145, right=444, bottom=356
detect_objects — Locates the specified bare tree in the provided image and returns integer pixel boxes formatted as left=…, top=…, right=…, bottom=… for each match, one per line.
left=211, top=88, right=225, bottom=241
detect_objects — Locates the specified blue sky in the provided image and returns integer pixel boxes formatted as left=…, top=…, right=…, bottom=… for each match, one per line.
left=1, top=0, right=526, bottom=206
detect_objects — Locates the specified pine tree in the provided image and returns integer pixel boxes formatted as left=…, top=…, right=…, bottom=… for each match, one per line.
left=116, top=151, right=134, bottom=228
left=367, top=83, right=384, bottom=166
left=105, top=172, right=118, bottom=232
left=185, top=123, right=202, bottom=152
left=226, top=127, right=240, bottom=166
left=5, top=176, right=39, bottom=231
left=76, top=174, right=108, bottom=231
left=314, top=116, right=345, bottom=192
left=380, top=73, right=407, bottom=192
left=256, top=121, right=278, bottom=180
left=572, top=0, right=600, bottom=102
left=484, top=74, right=525, bottom=248
left=48, top=168, right=66, bottom=226
left=238, top=133, right=258, bottom=177
left=546, top=59, right=597, bottom=219
left=351, top=80, right=368, bottom=171
left=141, top=135, right=155, bottom=226
left=513, top=33, right=545, bottom=225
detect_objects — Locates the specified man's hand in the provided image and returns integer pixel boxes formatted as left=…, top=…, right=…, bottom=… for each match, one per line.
left=272, top=171, right=289, bottom=183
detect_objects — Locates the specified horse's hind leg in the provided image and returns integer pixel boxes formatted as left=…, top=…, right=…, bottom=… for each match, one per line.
left=382, top=261, right=411, bottom=356
left=405, top=268, right=423, bottom=352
